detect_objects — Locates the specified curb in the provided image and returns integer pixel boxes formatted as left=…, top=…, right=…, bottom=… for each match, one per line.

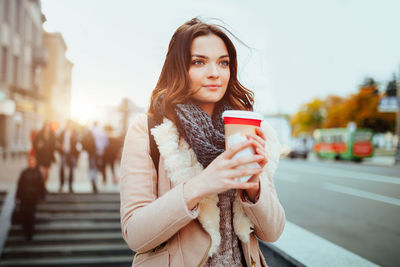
left=264, top=221, right=379, bottom=267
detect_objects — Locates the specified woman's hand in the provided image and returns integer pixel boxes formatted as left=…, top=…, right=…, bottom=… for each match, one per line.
left=241, top=127, right=268, bottom=202
left=246, top=127, right=267, bottom=168
left=184, top=140, right=264, bottom=210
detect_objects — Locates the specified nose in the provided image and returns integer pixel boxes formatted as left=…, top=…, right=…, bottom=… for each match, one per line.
left=207, top=63, right=219, bottom=79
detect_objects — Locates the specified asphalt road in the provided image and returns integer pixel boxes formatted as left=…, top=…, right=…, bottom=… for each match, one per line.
left=275, top=158, right=400, bottom=267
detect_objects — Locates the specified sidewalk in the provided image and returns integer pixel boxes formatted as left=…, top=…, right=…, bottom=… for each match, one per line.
left=362, top=155, right=396, bottom=166
left=0, top=153, right=120, bottom=193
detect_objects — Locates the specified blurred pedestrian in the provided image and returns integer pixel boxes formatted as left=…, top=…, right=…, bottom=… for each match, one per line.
left=57, top=120, right=80, bottom=193
left=120, top=18, right=285, bottom=266
left=33, top=122, right=56, bottom=187
left=29, top=128, right=38, bottom=156
left=15, top=153, right=46, bottom=241
left=81, top=126, right=98, bottom=193
left=91, top=122, right=109, bottom=185
left=104, top=125, right=120, bottom=184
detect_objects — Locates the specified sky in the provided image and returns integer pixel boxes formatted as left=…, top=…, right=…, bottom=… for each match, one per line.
left=41, top=0, right=400, bottom=122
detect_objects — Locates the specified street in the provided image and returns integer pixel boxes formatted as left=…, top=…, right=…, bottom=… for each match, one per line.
left=275, top=158, right=400, bottom=267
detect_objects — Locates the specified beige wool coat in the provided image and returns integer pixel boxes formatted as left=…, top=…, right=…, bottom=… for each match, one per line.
left=120, top=113, right=286, bottom=267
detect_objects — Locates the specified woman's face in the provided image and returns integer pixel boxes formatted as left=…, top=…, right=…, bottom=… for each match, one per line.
left=188, top=34, right=230, bottom=115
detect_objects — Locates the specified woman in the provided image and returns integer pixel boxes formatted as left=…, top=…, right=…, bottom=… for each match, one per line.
left=120, top=18, right=285, bottom=266
left=33, top=122, right=56, bottom=186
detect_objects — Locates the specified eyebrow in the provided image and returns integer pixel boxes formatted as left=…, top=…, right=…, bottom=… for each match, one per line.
left=191, top=54, right=229, bottom=59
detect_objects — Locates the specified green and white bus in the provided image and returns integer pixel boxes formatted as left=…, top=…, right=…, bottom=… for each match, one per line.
left=313, top=128, right=374, bottom=162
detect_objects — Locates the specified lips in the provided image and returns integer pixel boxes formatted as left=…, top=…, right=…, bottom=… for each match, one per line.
left=203, top=84, right=221, bottom=89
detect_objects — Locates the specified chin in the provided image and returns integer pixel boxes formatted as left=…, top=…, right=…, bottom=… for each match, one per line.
left=209, top=92, right=225, bottom=101
left=207, top=97, right=223, bottom=104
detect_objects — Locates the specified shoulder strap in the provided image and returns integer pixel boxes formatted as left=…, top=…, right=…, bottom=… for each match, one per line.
left=147, top=115, right=160, bottom=176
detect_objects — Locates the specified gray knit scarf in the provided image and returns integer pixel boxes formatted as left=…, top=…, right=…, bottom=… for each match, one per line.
left=174, top=100, right=231, bottom=168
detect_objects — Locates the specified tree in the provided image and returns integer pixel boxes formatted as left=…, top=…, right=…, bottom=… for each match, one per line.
left=328, top=79, right=395, bottom=133
left=360, top=77, right=379, bottom=90
left=385, top=74, right=397, bottom=97
left=322, top=95, right=345, bottom=128
left=291, top=98, right=325, bottom=136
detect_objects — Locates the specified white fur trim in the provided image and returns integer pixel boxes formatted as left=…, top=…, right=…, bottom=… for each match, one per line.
left=198, top=196, right=220, bottom=256
left=233, top=192, right=253, bottom=243
left=151, top=118, right=281, bottom=256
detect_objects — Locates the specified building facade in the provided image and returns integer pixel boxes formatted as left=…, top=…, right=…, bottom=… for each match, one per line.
left=41, top=32, right=73, bottom=125
left=0, top=0, right=47, bottom=157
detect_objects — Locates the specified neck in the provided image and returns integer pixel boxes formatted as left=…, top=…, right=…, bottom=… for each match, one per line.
left=196, top=103, right=215, bottom=117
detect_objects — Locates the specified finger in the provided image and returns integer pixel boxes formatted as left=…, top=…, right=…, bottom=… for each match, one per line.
left=254, top=145, right=265, bottom=155
left=227, top=154, right=264, bottom=169
left=256, top=155, right=267, bottom=168
left=227, top=167, right=263, bottom=180
left=225, top=180, right=259, bottom=190
left=255, top=127, right=266, bottom=140
left=224, top=140, right=251, bottom=159
left=247, top=174, right=260, bottom=183
left=247, top=138, right=264, bottom=152
left=247, top=134, right=265, bottom=148
left=256, top=148, right=267, bottom=162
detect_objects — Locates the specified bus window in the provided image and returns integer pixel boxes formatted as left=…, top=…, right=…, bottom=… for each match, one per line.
left=354, top=132, right=372, bottom=142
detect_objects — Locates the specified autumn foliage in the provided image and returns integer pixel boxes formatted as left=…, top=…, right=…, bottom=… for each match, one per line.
left=291, top=79, right=396, bottom=136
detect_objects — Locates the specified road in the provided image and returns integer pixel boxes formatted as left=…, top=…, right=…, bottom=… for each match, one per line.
left=275, top=158, right=400, bottom=267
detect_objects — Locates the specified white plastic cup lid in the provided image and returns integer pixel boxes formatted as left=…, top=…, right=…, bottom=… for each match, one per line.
left=222, top=110, right=264, bottom=121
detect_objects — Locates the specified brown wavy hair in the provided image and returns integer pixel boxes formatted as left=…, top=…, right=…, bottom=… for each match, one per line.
left=148, top=18, right=254, bottom=124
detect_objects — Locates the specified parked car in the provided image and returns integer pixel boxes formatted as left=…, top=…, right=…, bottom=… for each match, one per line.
left=288, top=137, right=312, bottom=159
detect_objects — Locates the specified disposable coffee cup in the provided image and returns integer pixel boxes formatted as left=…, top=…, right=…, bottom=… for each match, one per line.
left=222, top=110, right=264, bottom=182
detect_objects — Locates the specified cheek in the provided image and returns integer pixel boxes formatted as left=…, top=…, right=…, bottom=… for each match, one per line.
left=188, top=68, right=203, bottom=86
left=223, top=70, right=230, bottom=85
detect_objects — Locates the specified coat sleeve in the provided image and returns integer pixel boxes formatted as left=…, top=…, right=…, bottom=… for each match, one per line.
left=238, top=120, right=286, bottom=242
left=119, top=114, right=198, bottom=253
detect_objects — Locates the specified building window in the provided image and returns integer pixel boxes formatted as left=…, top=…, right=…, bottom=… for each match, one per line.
left=1, top=47, right=7, bottom=81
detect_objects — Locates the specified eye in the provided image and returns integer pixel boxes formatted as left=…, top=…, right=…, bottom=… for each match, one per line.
left=192, top=59, right=204, bottom=65
left=220, top=60, right=230, bottom=67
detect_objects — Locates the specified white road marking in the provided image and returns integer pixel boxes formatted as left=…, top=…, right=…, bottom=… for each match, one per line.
left=281, top=164, right=400, bottom=184
left=275, top=174, right=300, bottom=183
left=323, top=182, right=400, bottom=206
